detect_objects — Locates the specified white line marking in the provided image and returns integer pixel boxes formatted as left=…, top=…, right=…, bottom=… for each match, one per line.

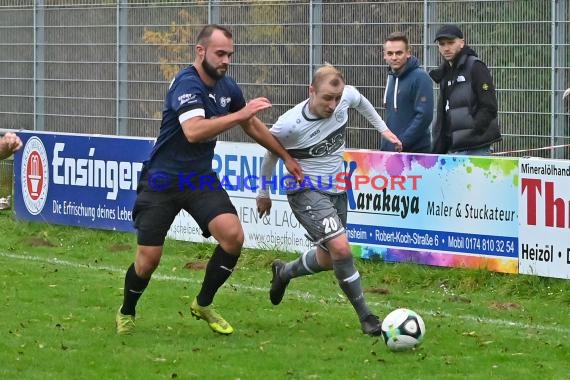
left=2, top=251, right=569, bottom=334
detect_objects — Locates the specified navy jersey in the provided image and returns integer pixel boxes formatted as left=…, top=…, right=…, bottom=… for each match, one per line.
left=145, top=65, right=246, bottom=176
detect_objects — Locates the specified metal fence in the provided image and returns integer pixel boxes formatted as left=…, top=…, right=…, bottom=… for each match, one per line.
left=0, top=0, right=569, bottom=158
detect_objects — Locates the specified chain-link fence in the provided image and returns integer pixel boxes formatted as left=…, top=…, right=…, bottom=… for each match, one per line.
left=0, top=159, right=12, bottom=200
left=0, top=0, right=569, bottom=157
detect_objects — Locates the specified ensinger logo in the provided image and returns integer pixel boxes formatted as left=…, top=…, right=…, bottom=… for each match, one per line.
left=21, top=136, right=49, bottom=215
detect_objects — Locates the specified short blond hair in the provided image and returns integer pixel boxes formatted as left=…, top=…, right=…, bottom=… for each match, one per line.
left=311, top=63, right=345, bottom=90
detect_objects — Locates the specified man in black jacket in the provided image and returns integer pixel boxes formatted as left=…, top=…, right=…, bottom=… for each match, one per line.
left=430, top=24, right=501, bottom=155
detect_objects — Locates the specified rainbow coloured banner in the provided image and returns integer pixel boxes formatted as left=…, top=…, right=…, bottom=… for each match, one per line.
left=343, top=151, right=519, bottom=273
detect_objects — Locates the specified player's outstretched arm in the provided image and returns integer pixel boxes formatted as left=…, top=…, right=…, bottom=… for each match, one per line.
left=181, top=97, right=273, bottom=143
left=353, top=91, right=402, bottom=152
left=381, top=130, right=403, bottom=152
left=240, top=116, right=302, bottom=182
left=354, top=93, right=389, bottom=133
left=256, top=150, right=278, bottom=218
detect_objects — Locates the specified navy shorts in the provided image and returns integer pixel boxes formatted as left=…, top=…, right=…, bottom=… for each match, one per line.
left=132, top=173, right=237, bottom=246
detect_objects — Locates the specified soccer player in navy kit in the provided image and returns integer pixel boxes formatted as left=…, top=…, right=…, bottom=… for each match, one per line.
left=256, top=64, right=402, bottom=336
left=116, top=24, right=302, bottom=335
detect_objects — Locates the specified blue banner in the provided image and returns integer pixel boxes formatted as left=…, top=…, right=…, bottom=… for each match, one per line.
left=13, top=131, right=154, bottom=231
left=347, top=223, right=517, bottom=258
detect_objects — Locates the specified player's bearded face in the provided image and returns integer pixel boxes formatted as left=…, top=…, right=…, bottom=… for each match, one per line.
left=202, top=55, right=227, bottom=80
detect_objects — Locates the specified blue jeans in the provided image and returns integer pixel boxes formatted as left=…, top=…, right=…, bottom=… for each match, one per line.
left=450, top=146, right=492, bottom=156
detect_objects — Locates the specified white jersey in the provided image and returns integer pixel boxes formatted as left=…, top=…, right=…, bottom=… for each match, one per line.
left=259, top=85, right=388, bottom=195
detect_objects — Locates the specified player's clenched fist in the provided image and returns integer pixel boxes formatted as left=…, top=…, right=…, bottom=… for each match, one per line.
left=0, top=132, right=23, bottom=160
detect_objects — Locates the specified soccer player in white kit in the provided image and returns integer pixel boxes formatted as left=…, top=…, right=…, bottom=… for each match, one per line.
left=256, top=64, right=402, bottom=336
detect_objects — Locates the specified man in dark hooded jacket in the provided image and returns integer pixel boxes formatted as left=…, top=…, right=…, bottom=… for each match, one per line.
left=382, top=32, right=433, bottom=152
left=430, top=24, right=501, bottom=155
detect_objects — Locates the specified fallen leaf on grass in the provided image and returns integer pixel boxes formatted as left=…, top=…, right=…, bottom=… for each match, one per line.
left=184, top=261, right=207, bottom=270
left=489, top=301, right=521, bottom=310
left=25, top=237, right=56, bottom=247
left=366, top=287, right=390, bottom=294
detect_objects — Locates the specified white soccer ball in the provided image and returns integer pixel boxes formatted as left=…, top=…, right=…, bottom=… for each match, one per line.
left=381, top=308, right=426, bottom=351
